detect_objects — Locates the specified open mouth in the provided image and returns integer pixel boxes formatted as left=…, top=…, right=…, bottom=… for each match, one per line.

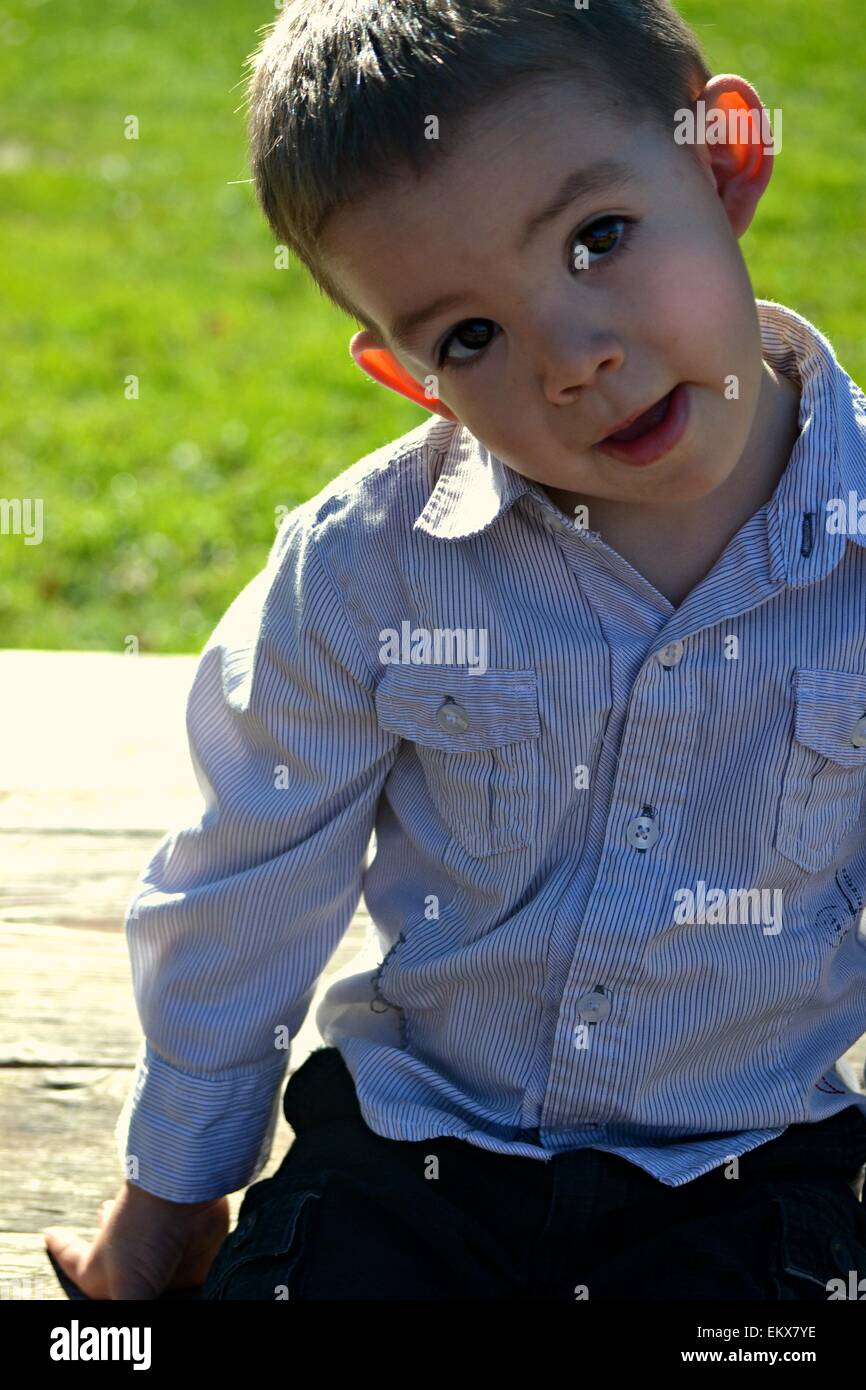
left=595, top=384, right=689, bottom=467
left=602, top=391, right=674, bottom=444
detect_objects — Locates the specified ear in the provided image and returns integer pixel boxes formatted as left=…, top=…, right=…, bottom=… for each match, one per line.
left=690, top=74, right=777, bottom=236
left=349, top=331, right=459, bottom=421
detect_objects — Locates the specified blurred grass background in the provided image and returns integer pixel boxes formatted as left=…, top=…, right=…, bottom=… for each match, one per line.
left=0, top=0, right=864, bottom=650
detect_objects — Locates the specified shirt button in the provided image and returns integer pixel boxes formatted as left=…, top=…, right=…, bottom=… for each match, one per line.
left=850, top=715, right=866, bottom=747
left=575, top=990, right=611, bottom=1023
left=626, top=813, right=658, bottom=850
left=435, top=699, right=470, bottom=733
left=656, top=641, right=684, bottom=668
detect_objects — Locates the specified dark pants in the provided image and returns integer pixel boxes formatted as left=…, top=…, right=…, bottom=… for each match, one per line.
left=200, top=1046, right=866, bottom=1301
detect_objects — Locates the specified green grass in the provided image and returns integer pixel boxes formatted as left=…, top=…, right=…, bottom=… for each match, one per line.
left=1, top=0, right=864, bottom=650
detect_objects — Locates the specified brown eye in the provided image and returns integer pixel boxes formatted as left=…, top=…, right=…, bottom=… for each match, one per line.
left=453, top=320, right=494, bottom=349
left=571, top=215, right=630, bottom=269
left=583, top=221, right=620, bottom=253
left=438, top=318, right=498, bottom=367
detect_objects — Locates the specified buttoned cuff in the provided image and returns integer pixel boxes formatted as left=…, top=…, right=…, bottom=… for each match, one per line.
left=114, top=1041, right=290, bottom=1203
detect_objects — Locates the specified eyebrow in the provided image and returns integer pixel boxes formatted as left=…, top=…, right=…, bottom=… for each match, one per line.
left=387, top=157, right=637, bottom=350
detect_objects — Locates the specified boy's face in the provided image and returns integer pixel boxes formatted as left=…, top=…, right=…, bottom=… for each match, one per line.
left=320, top=75, right=773, bottom=509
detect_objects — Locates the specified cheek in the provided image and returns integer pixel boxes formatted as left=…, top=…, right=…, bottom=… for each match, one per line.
left=442, top=351, right=520, bottom=428
left=634, top=228, right=757, bottom=377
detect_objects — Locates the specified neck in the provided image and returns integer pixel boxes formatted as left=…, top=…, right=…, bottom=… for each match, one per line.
left=720, top=358, right=803, bottom=522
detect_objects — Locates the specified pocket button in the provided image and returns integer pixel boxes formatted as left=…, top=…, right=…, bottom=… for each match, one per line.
left=435, top=699, right=470, bottom=733
left=774, top=669, right=866, bottom=872
left=851, top=716, right=866, bottom=748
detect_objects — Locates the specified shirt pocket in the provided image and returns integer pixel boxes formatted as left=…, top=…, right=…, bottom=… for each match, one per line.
left=775, top=668, right=866, bottom=873
left=375, top=664, right=540, bottom=858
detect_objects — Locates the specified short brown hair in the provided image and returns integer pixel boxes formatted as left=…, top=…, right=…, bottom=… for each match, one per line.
left=245, top=0, right=712, bottom=330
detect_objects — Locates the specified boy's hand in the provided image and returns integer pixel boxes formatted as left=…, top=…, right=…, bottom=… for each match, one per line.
left=43, top=1180, right=230, bottom=1300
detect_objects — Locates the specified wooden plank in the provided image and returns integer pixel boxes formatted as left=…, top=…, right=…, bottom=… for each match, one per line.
left=0, top=924, right=150, bottom=1066
left=0, top=1235, right=64, bottom=1301
left=0, top=650, right=200, bottom=832
left=0, top=830, right=166, bottom=932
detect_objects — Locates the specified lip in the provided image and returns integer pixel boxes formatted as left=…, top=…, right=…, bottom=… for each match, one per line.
left=595, top=384, right=690, bottom=467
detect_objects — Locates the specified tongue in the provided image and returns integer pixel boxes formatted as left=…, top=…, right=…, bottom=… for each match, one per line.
left=606, top=393, right=671, bottom=443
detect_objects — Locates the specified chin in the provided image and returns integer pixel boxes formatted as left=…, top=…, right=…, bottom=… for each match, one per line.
left=660, top=457, right=733, bottom=502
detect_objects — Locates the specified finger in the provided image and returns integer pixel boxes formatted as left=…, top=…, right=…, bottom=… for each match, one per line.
left=45, top=1225, right=159, bottom=1301
left=44, top=1227, right=108, bottom=1300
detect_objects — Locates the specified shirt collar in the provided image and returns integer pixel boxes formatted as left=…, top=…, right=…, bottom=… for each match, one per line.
left=757, top=298, right=866, bottom=586
left=413, top=299, right=866, bottom=587
left=412, top=413, right=534, bottom=541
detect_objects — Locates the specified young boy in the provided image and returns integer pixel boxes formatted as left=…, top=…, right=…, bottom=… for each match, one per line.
left=46, top=0, right=866, bottom=1301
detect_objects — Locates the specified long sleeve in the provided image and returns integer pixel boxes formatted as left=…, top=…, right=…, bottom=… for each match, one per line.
left=113, top=507, right=401, bottom=1202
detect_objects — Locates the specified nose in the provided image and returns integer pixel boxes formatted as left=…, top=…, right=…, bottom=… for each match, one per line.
left=534, top=316, right=625, bottom=405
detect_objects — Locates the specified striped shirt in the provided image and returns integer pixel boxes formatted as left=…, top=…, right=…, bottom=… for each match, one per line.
left=115, top=299, right=866, bottom=1202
